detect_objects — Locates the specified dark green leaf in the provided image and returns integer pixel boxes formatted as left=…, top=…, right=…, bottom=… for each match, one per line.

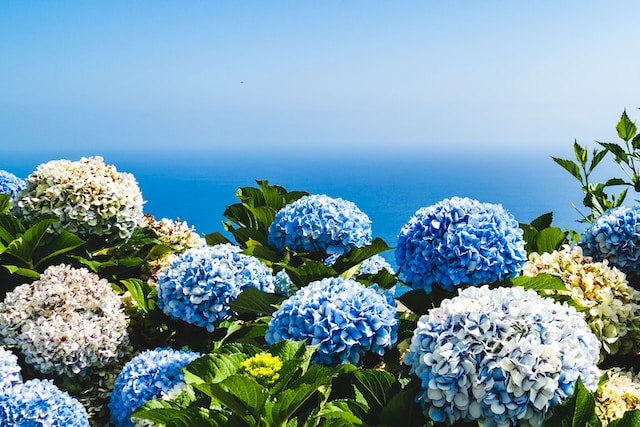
left=133, top=406, right=215, bottom=427
left=541, top=378, right=600, bottom=427
left=632, top=133, right=640, bottom=150
left=397, top=289, right=435, bottom=316
left=529, top=212, right=554, bottom=231
left=267, top=383, right=323, bottom=425
left=0, top=194, right=10, bottom=214
left=353, top=369, right=395, bottom=410
left=32, top=230, right=84, bottom=267
left=552, top=157, right=583, bottom=182
left=378, top=380, right=426, bottom=427
left=4, top=217, right=58, bottom=267
left=331, top=238, right=393, bottom=273
left=536, top=227, right=567, bottom=254
left=0, top=214, right=26, bottom=244
left=589, top=148, right=608, bottom=172
left=228, top=286, right=285, bottom=315
left=604, top=178, right=630, bottom=186
left=599, top=141, right=629, bottom=163
left=616, top=110, right=637, bottom=143
left=316, top=401, right=364, bottom=425
left=196, top=375, right=268, bottom=423
left=204, top=231, right=232, bottom=246
left=608, top=409, right=640, bottom=427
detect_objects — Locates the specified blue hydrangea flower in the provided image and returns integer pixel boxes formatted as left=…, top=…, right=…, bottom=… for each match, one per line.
left=359, top=254, right=395, bottom=275
left=0, top=347, right=22, bottom=391
left=108, top=347, right=200, bottom=427
left=268, top=194, right=373, bottom=256
left=395, top=197, right=527, bottom=293
left=0, top=379, right=90, bottom=426
left=580, top=205, right=640, bottom=275
left=273, top=270, right=298, bottom=297
left=0, top=170, right=26, bottom=198
left=404, top=285, right=601, bottom=427
left=156, top=244, right=275, bottom=332
left=265, top=277, right=399, bottom=366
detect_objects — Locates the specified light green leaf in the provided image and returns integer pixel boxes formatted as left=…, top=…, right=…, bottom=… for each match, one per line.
left=4, top=217, right=58, bottom=267
left=511, top=273, right=567, bottom=292
left=616, top=110, right=637, bottom=143
left=536, top=227, right=566, bottom=254
left=1, top=265, right=40, bottom=279
left=32, top=230, right=84, bottom=267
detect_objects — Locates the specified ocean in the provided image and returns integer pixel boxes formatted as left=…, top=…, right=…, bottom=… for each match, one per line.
left=3, top=146, right=600, bottom=266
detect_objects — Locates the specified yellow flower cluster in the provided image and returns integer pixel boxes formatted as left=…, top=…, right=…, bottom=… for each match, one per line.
left=597, top=368, right=640, bottom=425
left=239, top=353, right=283, bottom=387
left=522, top=245, right=640, bottom=356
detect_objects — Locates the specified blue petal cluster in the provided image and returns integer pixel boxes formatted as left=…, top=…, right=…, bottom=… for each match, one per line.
left=359, top=254, right=396, bottom=275
left=404, top=285, right=601, bottom=427
left=0, top=347, right=22, bottom=391
left=395, top=197, right=527, bottom=292
left=580, top=206, right=640, bottom=275
left=268, top=194, right=372, bottom=256
left=0, top=170, right=26, bottom=197
left=156, top=244, right=274, bottom=332
left=108, top=347, right=200, bottom=427
left=0, top=379, right=90, bottom=426
left=265, top=277, right=399, bottom=366
left=273, top=270, right=298, bottom=297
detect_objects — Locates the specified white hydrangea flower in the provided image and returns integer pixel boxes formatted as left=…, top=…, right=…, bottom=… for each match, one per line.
left=597, top=367, right=640, bottom=425
left=141, top=214, right=206, bottom=252
left=12, top=156, right=144, bottom=240
left=0, top=264, right=130, bottom=377
left=523, top=245, right=640, bottom=356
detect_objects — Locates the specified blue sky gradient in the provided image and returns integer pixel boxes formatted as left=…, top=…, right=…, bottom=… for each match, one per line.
left=2, top=1, right=640, bottom=158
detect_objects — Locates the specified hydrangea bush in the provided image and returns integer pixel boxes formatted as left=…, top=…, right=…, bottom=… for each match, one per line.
left=268, top=194, right=372, bottom=256
left=404, top=285, right=601, bottom=427
left=12, top=156, right=144, bottom=240
left=523, top=245, right=640, bottom=356
left=266, top=277, right=399, bottom=366
left=108, top=347, right=200, bottom=427
left=396, top=197, right=527, bottom=293
left=580, top=205, right=640, bottom=277
left=0, top=170, right=26, bottom=197
left=0, top=264, right=130, bottom=377
left=0, top=379, right=90, bottom=426
left=156, top=243, right=274, bottom=332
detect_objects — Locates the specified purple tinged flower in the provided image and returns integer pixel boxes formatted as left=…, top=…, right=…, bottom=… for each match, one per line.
left=0, top=379, right=90, bottom=426
left=108, top=347, right=200, bottom=427
left=156, top=244, right=274, bottom=332
left=268, top=194, right=372, bottom=256
left=265, top=277, right=399, bottom=366
left=580, top=205, right=640, bottom=276
left=395, top=197, right=527, bottom=293
left=404, top=285, right=601, bottom=427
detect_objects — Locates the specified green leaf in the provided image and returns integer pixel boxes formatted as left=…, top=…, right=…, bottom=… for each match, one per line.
left=31, top=230, right=84, bottom=267
left=511, top=273, right=567, bottom=291
left=552, top=157, right=583, bottom=182
left=1, top=265, right=40, bottom=279
left=530, top=212, right=553, bottom=231
left=4, top=217, right=58, bottom=267
left=0, top=194, right=10, bottom=214
left=196, top=375, right=268, bottom=423
left=353, top=369, right=395, bottom=410
left=542, top=378, right=600, bottom=427
left=185, top=351, right=247, bottom=384
left=574, top=141, right=588, bottom=166
left=589, top=148, right=608, bottom=172
left=608, top=409, right=640, bottom=427
left=536, top=227, right=567, bottom=254
left=267, top=382, right=323, bottom=426
left=378, top=380, right=425, bottom=427
left=204, top=231, right=232, bottom=246
left=316, top=401, right=364, bottom=425
left=604, top=178, right=630, bottom=186
left=228, top=286, right=286, bottom=315
left=0, top=214, right=26, bottom=244
left=397, top=289, right=437, bottom=316
left=331, top=238, right=393, bottom=273
left=120, top=278, right=154, bottom=314
left=616, top=110, right=637, bottom=143
left=599, top=141, right=629, bottom=164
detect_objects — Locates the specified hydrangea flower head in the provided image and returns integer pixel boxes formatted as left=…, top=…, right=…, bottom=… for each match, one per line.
left=523, top=245, right=640, bottom=356
left=359, top=254, right=396, bottom=275
left=0, top=379, right=90, bottom=426
left=273, top=270, right=298, bottom=297
left=156, top=244, right=274, bottom=332
left=580, top=205, right=640, bottom=276
left=12, top=156, right=144, bottom=240
left=597, top=367, right=640, bottom=425
left=395, top=197, right=527, bottom=292
left=266, top=277, right=399, bottom=366
left=240, top=353, right=283, bottom=387
left=268, top=194, right=372, bottom=256
left=0, top=170, right=26, bottom=197
left=0, top=347, right=22, bottom=391
left=404, top=285, right=601, bottom=427
left=0, top=264, right=130, bottom=377
left=108, top=347, right=200, bottom=427
left=141, top=214, right=206, bottom=252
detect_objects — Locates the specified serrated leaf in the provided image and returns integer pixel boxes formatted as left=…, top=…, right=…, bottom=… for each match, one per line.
left=510, top=273, right=567, bottom=292
left=552, top=157, right=583, bottom=182
left=196, top=375, right=268, bottom=423
left=599, top=141, right=629, bottom=163
left=589, top=148, right=608, bottom=172
left=228, top=286, right=285, bottom=314
left=185, top=352, right=245, bottom=384
left=536, top=227, right=566, bottom=254
left=574, top=141, right=588, bottom=165
left=616, top=110, right=637, bottom=143
left=353, top=369, right=395, bottom=410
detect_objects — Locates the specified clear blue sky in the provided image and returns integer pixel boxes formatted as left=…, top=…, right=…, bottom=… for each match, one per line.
left=2, top=1, right=640, bottom=158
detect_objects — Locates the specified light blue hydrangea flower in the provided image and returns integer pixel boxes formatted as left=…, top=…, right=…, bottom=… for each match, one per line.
left=395, top=197, right=527, bottom=293
left=0, top=170, right=26, bottom=198
left=266, top=277, right=399, bottom=366
left=0, top=379, right=90, bottom=426
left=268, top=194, right=372, bottom=256
left=156, top=244, right=274, bottom=332
left=108, top=347, right=200, bottom=427
left=404, top=285, right=601, bottom=427
left=359, top=254, right=395, bottom=275
left=580, top=205, right=640, bottom=275
left=0, top=347, right=21, bottom=391
left=273, top=270, right=298, bottom=297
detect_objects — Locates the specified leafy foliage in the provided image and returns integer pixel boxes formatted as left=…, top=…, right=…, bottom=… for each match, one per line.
left=519, top=211, right=578, bottom=255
